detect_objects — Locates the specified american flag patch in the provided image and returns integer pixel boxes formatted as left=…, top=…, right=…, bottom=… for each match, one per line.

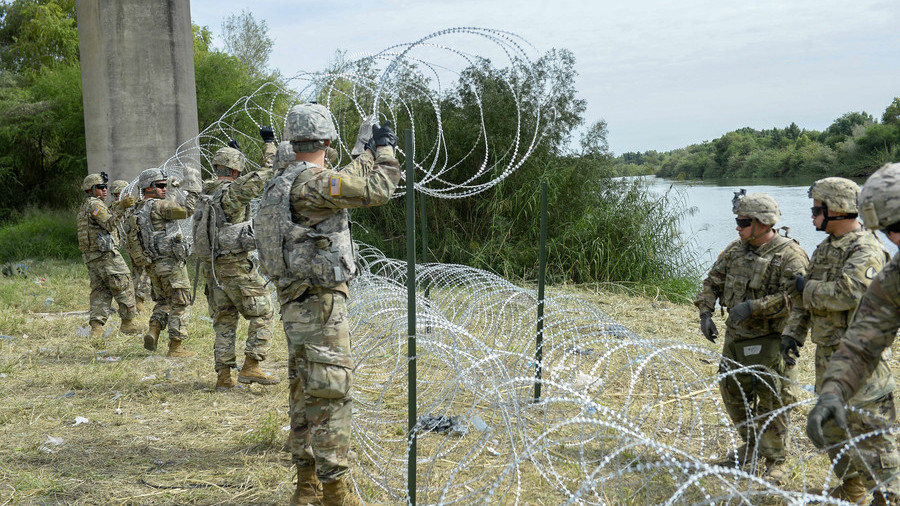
left=330, top=177, right=341, bottom=196
left=91, top=207, right=101, bottom=216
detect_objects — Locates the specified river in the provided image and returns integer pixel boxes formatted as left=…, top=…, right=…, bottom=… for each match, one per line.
left=641, top=176, right=897, bottom=273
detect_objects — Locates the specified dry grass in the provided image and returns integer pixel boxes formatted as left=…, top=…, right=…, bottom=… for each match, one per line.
left=3, top=260, right=896, bottom=505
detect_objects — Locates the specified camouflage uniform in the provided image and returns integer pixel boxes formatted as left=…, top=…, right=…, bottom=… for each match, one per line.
left=129, top=192, right=197, bottom=343
left=810, top=167, right=900, bottom=500
left=255, top=105, right=401, bottom=485
left=820, top=253, right=900, bottom=497
left=108, top=184, right=152, bottom=307
left=200, top=142, right=276, bottom=373
left=77, top=194, right=137, bottom=324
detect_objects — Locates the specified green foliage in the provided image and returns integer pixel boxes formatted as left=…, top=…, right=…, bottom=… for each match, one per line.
left=351, top=50, right=698, bottom=299
left=0, top=0, right=78, bottom=73
left=618, top=100, right=899, bottom=180
left=219, top=9, right=274, bottom=78
left=0, top=207, right=79, bottom=261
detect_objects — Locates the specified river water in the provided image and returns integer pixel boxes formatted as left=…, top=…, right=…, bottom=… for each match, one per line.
left=641, top=176, right=897, bottom=273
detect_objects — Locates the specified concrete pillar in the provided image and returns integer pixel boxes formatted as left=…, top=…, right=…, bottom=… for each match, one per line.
left=76, top=0, right=199, bottom=183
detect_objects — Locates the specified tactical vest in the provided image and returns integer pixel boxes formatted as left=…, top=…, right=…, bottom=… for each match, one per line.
left=806, top=230, right=890, bottom=346
left=254, top=162, right=358, bottom=290
left=77, top=197, right=117, bottom=256
left=125, top=199, right=190, bottom=265
left=193, top=185, right=256, bottom=262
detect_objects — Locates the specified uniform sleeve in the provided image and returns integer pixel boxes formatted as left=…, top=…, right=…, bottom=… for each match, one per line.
left=222, top=169, right=273, bottom=210
left=802, top=242, right=885, bottom=312
left=821, top=259, right=900, bottom=400
left=262, top=141, right=276, bottom=169
left=306, top=146, right=401, bottom=210
left=694, top=250, right=727, bottom=314
left=90, top=201, right=116, bottom=232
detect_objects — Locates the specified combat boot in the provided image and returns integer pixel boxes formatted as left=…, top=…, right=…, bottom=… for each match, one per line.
left=321, top=476, right=365, bottom=506
left=143, top=321, right=162, bottom=351
left=215, top=368, right=235, bottom=392
left=872, top=490, right=900, bottom=505
left=290, top=466, right=322, bottom=506
left=89, top=321, right=105, bottom=347
left=761, top=457, right=789, bottom=486
left=238, top=356, right=281, bottom=385
left=828, top=476, right=867, bottom=503
left=166, top=339, right=195, bottom=358
left=119, top=318, right=142, bottom=335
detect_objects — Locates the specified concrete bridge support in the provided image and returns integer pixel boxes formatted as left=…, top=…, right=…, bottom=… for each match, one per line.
left=76, top=0, right=198, bottom=183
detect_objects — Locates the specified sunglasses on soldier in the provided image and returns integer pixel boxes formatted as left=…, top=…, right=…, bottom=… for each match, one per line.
left=94, top=184, right=108, bottom=190
left=811, top=205, right=826, bottom=217
left=153, top=182, right=167, bottom=189
left=735, top=218, right=753, bottom=228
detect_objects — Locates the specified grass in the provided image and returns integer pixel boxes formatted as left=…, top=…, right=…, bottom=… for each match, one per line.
left=0, top=207, right=81, bottom=263
left=0, top=257, right=865, bottom=505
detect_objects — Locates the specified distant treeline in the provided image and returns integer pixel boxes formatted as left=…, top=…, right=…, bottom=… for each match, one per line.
left=615, top=100, right=900, bottom=179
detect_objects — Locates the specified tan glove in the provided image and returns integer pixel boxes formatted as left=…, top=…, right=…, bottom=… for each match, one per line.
left=120, top=195, right=135, bottom=209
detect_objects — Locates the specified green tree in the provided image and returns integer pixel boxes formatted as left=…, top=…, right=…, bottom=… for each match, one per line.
left=0, top=0, right=78, bottom=73
left=882, top=97, right=900, bottom=126
left=219, top=9, right=274, bottom=78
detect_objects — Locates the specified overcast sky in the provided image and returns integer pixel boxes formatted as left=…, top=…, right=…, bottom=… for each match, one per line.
left=190, top=0, right=900, bottom=155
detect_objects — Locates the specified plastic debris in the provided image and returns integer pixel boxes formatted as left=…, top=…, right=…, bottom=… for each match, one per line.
left=44, top=297, right=54, bottom=306
left=141, top=375, right=156, bottom=381
left=282, top=425, right=291, bottom=432
left=0, top=335, right=14, bottom=340
left=39, top=435, right=64, bottom=453
left=72, top=416, right=89, bottom=426
left=115, top=408, right=123, bottom=415
left=0, top=373, right=7, bottom=378
left=76, top=326, right=89, bottom=337
left=200, top=316, right=213, bottom=323
left=418, top=414, right=468, bottom=437
left=60, top=391, right=75, bottom=398
left=21, top=333, right=28, bottom=339
left=471, top=414, right=488, bottom=432
left=96, top=356, right=120, bottom=362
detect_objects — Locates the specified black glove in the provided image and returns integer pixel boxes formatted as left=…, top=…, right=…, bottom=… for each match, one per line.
left=227, top=139, right=241, bottom=150
left=259, top=126, right=275, bottom=143
left=367, top=120, right=398, bottom=152
left=699, top=312, right=719, bottom=343
left=795, top=275, right=807, bottom=294
left=729, top=301, right=753, bottom=324
left=780, top=336, right=802, bottom=367
left=807, top=393, right=848, bottom=448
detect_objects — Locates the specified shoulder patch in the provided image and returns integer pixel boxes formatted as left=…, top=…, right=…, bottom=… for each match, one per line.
left=92, top=207, right=101, bottom=216
left=330, top=177, right=341, bottom=196
left=866, top=266, right=877, bottom=279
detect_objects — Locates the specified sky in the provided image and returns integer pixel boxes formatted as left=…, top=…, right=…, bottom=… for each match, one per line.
left=190, top=0, right=900, bottom=155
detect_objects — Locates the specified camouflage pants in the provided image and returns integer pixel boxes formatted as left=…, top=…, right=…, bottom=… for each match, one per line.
left=147, top=257, right=191, bottom=341
left=820, top=392, right=900, bottom=495
left=202, top=259, right=274, bottom=371
left=86, top=253, right=136, bottom=324
left=719, top=333, right=789, bottom=460
left=816, top=344, right=900, bottom=492
left=283, top=291, right=353, bottom=483
left=131, top=258, right=151, bottom=303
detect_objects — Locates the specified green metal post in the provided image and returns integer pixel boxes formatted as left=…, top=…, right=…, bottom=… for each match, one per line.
left=405, top=129, right=417, bottom=505
left=533, top=180, right=548, bottom=402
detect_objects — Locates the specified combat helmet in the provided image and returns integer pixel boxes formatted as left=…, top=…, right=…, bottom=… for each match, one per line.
left=859, top=162, right=900, bottom=231
left=211, top=146, right=245, bottom=175
left=110, top=180, right=129, bottom=196
left=732, top=190, right=780, bottom=225
left=283, top=103, right=336, bottom=153
left=808, top=177, right=860, bottom=213
left=138, top=168, right=168, bottom=190
left=81, top=172, right=109, bottom=191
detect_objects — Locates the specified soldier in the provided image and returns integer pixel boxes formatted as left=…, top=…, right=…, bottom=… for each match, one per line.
left=77, top=173, right=142, bottom=343
left=195, top=128, right=279, bottom=391
left=694, top=192, right=809, bottom=483
left=254, top=104, right=400, bottom=506
left=109, top=179, right=151, bottom=312
left=780, top=177, right=891, bottom=502
left=807, top=162, right=900, bottom=505
left=124, top=167, right=201, bottom=357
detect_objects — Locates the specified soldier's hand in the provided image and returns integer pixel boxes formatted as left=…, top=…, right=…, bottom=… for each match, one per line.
left=780, top=336, right=802, bottom=366
left=120, top=195, right=135, bottom=209
left=699, top=312, right=719, bottom=343
left=795, top=275, right=807, bottom=294
left=372, top=120, right=398, bottom=148
left=259, top=126, right=275, bottom=143
left=806, top=393, right=848, bottom=448
left=729, top=301, right=753, bottom=324
left=227, top=138, right=241, bottom=151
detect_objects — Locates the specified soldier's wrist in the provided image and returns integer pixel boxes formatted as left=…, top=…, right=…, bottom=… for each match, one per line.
left=820, top=381, right=845, bottom=401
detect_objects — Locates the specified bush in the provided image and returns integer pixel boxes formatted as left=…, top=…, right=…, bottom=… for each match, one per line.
left=0, top=207, right=79, bottom=262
